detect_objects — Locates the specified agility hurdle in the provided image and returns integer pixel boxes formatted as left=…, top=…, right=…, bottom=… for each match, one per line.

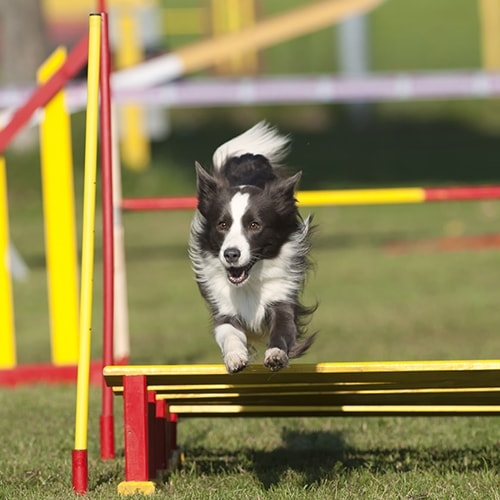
left=103, top=360, right=500, bottom=494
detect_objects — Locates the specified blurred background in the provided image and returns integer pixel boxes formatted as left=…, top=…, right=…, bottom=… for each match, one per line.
left=2, top=0, right=500, bottom=189
left=2, top=7, right=500, bottom=496
left=2, top=0, right=500, bottom=367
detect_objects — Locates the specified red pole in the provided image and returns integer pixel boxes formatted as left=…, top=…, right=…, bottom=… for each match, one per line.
left=121, top=196, right=198, bottom=211
left=99, top=11, right=116, bottom=460
left=423, top=185, right=500, bottom=201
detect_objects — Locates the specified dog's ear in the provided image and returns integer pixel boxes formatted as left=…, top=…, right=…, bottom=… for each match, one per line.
left=271, top=171, right=302, bottom=200
left=283, top=171, right=302, bottom=196
left=195, top=161, right=217, bottom=215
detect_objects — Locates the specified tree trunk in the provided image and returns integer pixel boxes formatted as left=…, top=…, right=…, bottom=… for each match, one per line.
left=0, top=0, right=49, bottom=85
left=0, top=0, right=49, bottom=148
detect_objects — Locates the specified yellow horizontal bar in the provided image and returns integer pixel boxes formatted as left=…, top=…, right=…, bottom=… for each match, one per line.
left=167, top=404, right=500, bottom=415
left=343, top=405, right=500, bottom=413
left=153, top=386, right=500, bottom=400
left=297, top=188, right=426, bottom=206
left=104, top=359, right=500, bottom=378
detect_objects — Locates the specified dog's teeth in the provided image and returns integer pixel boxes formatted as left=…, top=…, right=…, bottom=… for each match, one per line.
left=228, top=267, right=249, bottom=285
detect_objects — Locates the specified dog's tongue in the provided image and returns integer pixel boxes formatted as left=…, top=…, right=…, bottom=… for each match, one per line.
left=228, top=267, right=247, bottom=284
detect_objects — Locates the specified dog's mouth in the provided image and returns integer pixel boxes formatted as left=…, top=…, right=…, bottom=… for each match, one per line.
left=227, top=262, right=255, bottom=285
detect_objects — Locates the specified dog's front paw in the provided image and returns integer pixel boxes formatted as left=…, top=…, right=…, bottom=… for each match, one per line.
left=224, top=351, right=248, bottom=374
left=264, top=348, right=289, bottom=371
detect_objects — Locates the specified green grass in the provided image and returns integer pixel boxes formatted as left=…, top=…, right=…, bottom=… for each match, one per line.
left=0, top=0, right=500, bottom=494
left=2, top=146, right=500, bottom=497
left=2, top=0, right=500, bottom=491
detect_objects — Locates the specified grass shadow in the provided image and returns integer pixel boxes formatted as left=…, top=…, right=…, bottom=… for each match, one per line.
left=183, top=427, right=500, bottom=490
left=249, top=428, right=349, bottom=489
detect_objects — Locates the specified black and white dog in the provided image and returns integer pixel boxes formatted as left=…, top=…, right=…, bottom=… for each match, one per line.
left=189, top=122, right=316, bottom=373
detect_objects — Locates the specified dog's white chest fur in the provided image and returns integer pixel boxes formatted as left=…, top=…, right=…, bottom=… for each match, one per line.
left=199, top=246, right=297, bottom=332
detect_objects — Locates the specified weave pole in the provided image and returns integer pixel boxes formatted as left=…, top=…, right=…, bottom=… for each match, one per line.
left=72, top=13, right=101, bottom=495
left=99, top=11, right=116, bottom=461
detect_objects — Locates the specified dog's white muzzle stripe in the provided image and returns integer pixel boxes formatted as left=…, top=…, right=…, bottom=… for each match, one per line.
left=220, top=192, right=251, bottom=267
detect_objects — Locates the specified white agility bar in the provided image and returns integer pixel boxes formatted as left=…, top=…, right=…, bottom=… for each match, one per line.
left=1, top=71, right=500, bottom=113
left=107, top=71, right=500, bottom=107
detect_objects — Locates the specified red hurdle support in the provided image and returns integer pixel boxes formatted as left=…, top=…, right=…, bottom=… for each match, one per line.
left=119, top=375, right=155, bottom=495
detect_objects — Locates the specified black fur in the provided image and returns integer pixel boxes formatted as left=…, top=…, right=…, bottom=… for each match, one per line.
left=189, top=124, right=316, bottom=373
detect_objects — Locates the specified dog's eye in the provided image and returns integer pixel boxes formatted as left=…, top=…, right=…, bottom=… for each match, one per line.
left=217, top=221, right=228, bottom=231
left=248, top=221, right=261, bottom=231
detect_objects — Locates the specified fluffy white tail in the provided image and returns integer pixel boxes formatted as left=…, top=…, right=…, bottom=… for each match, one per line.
left=212, top=121, right=290, bottom=170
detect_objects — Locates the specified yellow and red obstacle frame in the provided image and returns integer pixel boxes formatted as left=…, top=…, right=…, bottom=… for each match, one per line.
left=0, top=8, right=119, bottom=490
left=0, top=35, right=94, bottom=386
left=0, top=5, right=126, bottom=389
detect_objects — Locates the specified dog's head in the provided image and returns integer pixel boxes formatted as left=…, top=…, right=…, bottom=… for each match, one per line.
left=195, top=161, right=302, bottom=286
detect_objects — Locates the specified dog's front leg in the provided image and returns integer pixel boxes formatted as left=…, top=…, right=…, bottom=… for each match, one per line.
left=264, top=303, right=296, bottom=371
left=214, top=322, right=248, bottom=373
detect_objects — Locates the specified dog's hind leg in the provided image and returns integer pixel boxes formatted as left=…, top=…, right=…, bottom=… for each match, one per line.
left=264, top=303, right=297, bottom=371
left=214, top=323, right=248, bottom=373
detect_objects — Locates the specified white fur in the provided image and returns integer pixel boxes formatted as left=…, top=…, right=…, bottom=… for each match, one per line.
left=219, top=192, right=251, bottom=267
left=264, top=347, right=289, bottom=370
left=212, top=121, right=290, bottom=170
left=189, top=214, right=312, bottom=333
left=214, top=323, right=248, bottom=372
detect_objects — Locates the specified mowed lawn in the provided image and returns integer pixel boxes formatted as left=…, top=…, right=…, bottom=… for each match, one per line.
left=2, top=187, right=500, bottom=498
left=1, top=0, right=499, bottom=491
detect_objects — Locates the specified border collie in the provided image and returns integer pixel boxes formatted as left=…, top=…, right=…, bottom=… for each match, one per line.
left=189, top=122, right=316, bottom=373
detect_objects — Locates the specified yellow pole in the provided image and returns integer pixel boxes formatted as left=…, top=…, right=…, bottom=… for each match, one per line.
left=212, top=0, right=258, bottom=75
left=479, top=0, right=500, bottom=69
left=37, top=47, right=79, bottom=366
left=238, top=0, right=259, bottom=72
left=74, top=13, right=101, bottom=453
left=115, top=9, right=150, bottom=171
left=0, top=156, right=15, bottom=368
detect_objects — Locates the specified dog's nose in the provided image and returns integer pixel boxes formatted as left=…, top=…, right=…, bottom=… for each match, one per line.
left=223, top=247, right=241, bottom=264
